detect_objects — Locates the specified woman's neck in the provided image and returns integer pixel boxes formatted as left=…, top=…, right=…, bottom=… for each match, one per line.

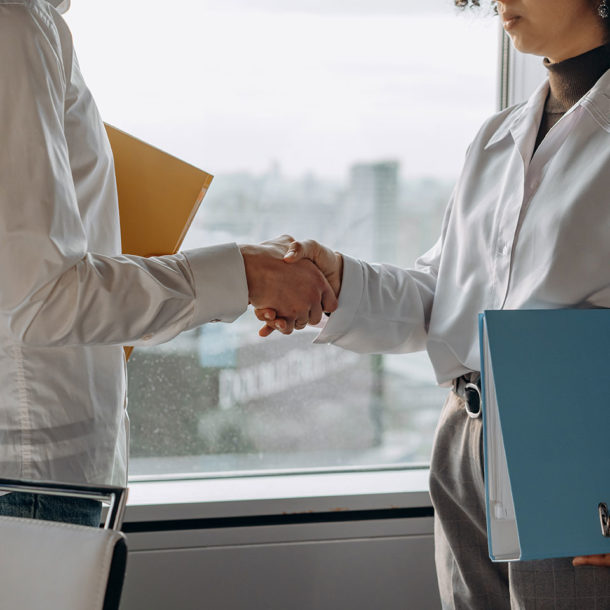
left=534, top=43, right=610, bottom=152
left=544, top=43, right=610, bottom=112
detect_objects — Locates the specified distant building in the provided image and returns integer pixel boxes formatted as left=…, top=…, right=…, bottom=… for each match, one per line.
left=343, top=161, right=400, bottom=263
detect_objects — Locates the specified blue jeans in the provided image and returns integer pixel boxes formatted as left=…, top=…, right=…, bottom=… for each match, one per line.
left=0, top=492, right=102, bottom=527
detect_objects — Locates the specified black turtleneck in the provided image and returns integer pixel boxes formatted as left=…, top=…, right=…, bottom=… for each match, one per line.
left=534, top=43, right=610, bottom=151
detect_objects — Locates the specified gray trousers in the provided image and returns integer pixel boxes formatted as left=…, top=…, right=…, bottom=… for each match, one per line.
left=429, top=391, right=610, bottom=609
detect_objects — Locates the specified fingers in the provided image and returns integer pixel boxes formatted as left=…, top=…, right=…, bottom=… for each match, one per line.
left=308, top=302, right=323, bottom=326
left=274, top=318, right=295, bottom=335
left=283, top=240, right=343, bottom=298
left=273, top=234, right=295, bottom=245
left=284, top=249, right=339, bottom=311
left=260, top=234, right=295, bottom=249
left=258, top=314, right=317, bottom=337
left=247, top=246, right=336, bottom=337
left=259, top=324, right=275, bottom=337
left=294, top=318, right=308, bottom=331
left=259, top=234, right=296, bottom=258
left=283, top=242, right=303, bottom=263
left=284, top=240, right=314, bottom=264
left=258, top=319, right=292, bottom=338
left=262, top=317, right=294, bottom=335
left=573, top=554, right=610, bottom=567
left=254, top=308, right=277, bottom=323
left=320, top=282, right=338, bottom=314
left=258, top=311, right=312, bottom=337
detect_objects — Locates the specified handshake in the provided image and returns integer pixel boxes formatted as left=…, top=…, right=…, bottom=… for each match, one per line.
left=239, top=234, right=343, bottom=337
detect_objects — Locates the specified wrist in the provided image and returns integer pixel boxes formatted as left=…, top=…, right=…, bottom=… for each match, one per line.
left=238, top=244, right=261, bottom=304
left=332, top=251, right=344, bottom=298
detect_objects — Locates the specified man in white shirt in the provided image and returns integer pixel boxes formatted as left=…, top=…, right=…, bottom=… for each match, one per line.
left=0, top=0, right=335, bottom=526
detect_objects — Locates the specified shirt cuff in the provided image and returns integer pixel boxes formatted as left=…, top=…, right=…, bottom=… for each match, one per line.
left=314, top=254, right=363, bottom=344
left=183, top=243, right=248, bottom=327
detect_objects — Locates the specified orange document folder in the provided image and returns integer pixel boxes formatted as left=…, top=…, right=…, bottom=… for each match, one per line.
left=104, top=124, right=214, bottom=359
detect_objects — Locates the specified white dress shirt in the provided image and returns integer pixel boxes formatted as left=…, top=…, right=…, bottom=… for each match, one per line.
left=317, top=69, right=610, bottom=386
left=0, top=0, right=248, bottom=485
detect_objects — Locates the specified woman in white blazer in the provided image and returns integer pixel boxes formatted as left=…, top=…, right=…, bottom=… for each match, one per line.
left=258, top=0, right=610, bottom=606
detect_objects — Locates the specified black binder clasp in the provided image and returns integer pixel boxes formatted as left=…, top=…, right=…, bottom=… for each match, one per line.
left=599, top=503, right=610, bottom=537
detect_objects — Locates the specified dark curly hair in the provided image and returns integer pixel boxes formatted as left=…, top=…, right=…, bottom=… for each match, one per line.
left=454, top=0, right=610, bottom=26
left=454, top=0, right=490, bottom=7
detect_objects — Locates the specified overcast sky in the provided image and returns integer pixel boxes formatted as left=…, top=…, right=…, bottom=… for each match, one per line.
left=162, top=0, right=490, bottom=15
left=65, top=1, right=500, bottom=180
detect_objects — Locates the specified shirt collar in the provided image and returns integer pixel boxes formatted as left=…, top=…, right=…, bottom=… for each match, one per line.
left=484, top=79, right=549, bottom=151
left=48, top=0, right=71, bottom=14
left=485, top=67, right=610, bottom=150
left=579, top=68, right=610, bottom=132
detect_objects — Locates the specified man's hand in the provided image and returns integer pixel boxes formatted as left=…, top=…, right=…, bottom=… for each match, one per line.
left=573, top=554, right=610, bottom=567
left=254, top=238, right=344, bottom=337
left=240, top=236, right=338, bottom=335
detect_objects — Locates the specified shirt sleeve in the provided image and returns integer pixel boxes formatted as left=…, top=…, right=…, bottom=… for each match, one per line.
left=0, top=5, right=248, bottom=348
left=314, top=191, right=455, bottom=354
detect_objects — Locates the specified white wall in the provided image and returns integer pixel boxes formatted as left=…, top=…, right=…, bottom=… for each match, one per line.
left=120, top=515, right=439, bottom=609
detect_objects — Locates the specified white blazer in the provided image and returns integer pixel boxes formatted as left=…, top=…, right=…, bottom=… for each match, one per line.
left=317, top=69, right=610, bottom=385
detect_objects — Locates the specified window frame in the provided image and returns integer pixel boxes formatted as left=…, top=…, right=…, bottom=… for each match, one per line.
left=124, top=467, right=432, bottom=524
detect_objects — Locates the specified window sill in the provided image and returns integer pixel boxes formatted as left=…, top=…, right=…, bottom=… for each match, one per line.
left=123, top=467, right=432, bottom=524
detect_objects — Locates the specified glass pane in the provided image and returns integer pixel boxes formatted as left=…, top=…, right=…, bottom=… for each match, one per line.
left=66, top=0, right=498, bottom=478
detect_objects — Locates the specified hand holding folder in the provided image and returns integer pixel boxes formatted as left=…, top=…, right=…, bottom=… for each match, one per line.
left=104, top=124, right=213, bottom=359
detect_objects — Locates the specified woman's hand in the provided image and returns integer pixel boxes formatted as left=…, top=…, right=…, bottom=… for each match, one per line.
left=283, top=239, right=344, bottom=298
left=573, top=554, right=610, bottom=567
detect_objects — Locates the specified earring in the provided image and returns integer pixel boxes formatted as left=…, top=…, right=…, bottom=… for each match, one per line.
left=599, top=0, right=609, bottom=19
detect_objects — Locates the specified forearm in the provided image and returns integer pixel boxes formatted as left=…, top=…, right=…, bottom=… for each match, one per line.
left=5, top=244, right=248, bottom=347
left=314, top=254, right=435, bottom=354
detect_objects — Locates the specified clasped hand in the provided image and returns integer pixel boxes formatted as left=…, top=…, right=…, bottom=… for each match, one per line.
left=240, top=235, right=342, bottom=336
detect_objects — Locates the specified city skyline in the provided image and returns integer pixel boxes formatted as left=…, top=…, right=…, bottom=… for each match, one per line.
left=181, top=159, right=452, bottom=269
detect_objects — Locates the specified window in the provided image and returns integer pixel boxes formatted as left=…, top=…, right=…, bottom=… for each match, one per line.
left=66, top=0, right=498, bottom=480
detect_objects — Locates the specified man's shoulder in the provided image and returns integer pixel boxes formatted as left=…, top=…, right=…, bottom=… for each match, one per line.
left=0, top=0, right=66, bottom=34
left=0, top=0, right=72, bottom=73
left=0, top=1, right=51, bottom=30
left=0, top=0, right=51, bottom=15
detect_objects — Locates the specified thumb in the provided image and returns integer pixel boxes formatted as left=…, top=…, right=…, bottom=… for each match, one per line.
left=283, top=241, right=306, bottom=263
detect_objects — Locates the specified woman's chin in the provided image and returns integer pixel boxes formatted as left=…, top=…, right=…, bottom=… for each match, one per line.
left=507, top=35, right=543, bottom=58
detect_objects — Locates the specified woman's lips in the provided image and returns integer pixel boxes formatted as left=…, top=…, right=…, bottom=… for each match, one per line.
left=502, top=15, right=521, bottom=30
